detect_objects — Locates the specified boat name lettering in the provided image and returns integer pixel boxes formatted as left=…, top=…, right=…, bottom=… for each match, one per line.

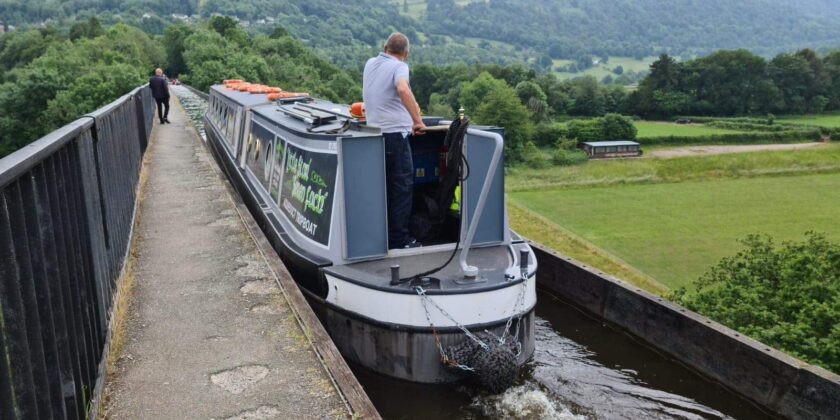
left=283, top=197, right=318, bottom=235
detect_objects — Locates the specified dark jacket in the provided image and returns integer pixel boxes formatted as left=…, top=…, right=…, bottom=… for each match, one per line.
left=149, top=75, right=169, bottom=99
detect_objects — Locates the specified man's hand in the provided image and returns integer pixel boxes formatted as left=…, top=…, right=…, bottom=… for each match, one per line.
left=413, top=120, right=426, bottom=136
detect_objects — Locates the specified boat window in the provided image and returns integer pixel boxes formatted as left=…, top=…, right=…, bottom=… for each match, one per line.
left=244, top=121, right=275, bottom=190
left=270, top=139, right=286, bottom=202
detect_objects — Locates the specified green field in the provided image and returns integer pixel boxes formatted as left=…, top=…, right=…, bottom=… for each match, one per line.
left=634, top=121, right=747, bottom=138
left=510, top=173, right=840, bottom=290
left=507, top=142, right=840, bottom=191
left=554, top=56, right=656, bottom=81
left=777, top=113, right=840, bottom=127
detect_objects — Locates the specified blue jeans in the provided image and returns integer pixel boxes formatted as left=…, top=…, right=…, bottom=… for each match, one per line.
left=384, top=132, right=414, bottom=248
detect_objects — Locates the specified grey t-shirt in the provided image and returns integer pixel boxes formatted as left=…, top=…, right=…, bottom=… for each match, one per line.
left=362, top=53, right=413, bottom=134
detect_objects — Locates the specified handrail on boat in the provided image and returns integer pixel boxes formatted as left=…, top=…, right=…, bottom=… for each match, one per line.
left=459, top=128, right=503, bottom=278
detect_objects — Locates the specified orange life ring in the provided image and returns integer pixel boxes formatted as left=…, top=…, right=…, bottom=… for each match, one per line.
left=350, top=102, right=365, bottom=118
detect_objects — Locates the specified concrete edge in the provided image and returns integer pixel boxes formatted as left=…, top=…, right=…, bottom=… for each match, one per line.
left=529, top=240, right=840, bottom=420
left=179, top=96, right=381, bottom=419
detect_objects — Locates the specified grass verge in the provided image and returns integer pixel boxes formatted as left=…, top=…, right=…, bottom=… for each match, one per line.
left=507, top=200, right=668, bottom=294
left=510, top=173, right=840, bottom=290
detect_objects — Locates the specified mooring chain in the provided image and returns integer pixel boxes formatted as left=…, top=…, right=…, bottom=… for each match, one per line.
left=415, top=286, right=477, bottom=372
left=415, top=286, right=489, bottom=351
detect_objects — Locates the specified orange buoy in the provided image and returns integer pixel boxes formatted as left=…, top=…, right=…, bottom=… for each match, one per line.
left=350, top=102, right=365, bottom=119
left=236, top=83, right=253, bottom=92
left=267, top=92, right=310, bottom=101
left=223, top=79, right=243, bottom=84
left=248, top=85, right=270, bottom=94
left=266, top=87, right=282, bottom=93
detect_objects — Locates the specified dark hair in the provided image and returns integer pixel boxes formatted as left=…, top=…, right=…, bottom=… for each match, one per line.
left=384, top=32, right=409, bottom=55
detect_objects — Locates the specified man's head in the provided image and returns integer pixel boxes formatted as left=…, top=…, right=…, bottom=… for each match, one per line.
left=155, top=68, right=163, bottom=76
left=383, top=32, right=409, bottom=60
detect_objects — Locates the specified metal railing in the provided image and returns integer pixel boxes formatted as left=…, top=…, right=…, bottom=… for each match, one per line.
left=0, top=85, right=155, bottom=419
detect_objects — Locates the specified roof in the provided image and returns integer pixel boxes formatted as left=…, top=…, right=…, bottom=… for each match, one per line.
left=582, top=140, right=640, bottom=147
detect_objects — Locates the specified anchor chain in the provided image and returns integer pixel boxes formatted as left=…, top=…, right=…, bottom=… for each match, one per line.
left=414, top=277, right=529, bottom=373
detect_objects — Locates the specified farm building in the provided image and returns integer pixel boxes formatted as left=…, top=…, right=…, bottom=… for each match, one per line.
left=580, top=140, right=642, bottom=159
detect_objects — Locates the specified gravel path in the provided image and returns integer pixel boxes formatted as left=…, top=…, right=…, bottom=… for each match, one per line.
left=649, top=142, right=827, bottom=158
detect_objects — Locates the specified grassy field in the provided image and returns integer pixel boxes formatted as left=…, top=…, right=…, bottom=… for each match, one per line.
left=509, top=173, right=840, bottom=290
left=777, top=113, right=840, bottom=127
left=554, top=56, right=656, bottom=81
left=634, top=121, right=747, bottom=138
left=507, top=142, right=840, bottom=191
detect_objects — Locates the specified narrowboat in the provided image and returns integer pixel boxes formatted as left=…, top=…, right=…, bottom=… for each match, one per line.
left=203, top=82, right=536, bottom=385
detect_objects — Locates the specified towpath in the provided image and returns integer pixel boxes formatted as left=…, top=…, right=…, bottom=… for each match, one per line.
left=99, top=96, right=349, bottom=419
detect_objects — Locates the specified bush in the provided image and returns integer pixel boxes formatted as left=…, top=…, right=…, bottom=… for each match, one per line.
left=566, top=119, right=602, bottom=142
left=670, top=233, right=840, bottom=374
left=521, top=141, right=549, bottom=168
left=552, top=148, right=588, bottom=166
left=636, top=129, right=823, bottom=145
left=601, top=113, right=637, bottom=140
left=533, top=122, right=569, bottom=147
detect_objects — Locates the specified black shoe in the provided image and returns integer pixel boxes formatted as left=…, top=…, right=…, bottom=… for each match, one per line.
left=403, top=239, right=422, bottom=249
left=164, top=118, right=171, bottom=124
left=159, top=119, right=164, bottom=124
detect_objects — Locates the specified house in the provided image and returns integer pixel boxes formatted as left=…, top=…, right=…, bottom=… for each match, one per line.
left=580, top=140, right=642, bottom=159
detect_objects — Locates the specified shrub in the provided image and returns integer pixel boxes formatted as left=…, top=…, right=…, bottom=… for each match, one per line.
left=552, top=148, right=588, bottom=166
left=670, top=233, right=840, bottom=374
left=533, top=122, right=569, bottom=147
left=521, top=141, right=549, bottom=168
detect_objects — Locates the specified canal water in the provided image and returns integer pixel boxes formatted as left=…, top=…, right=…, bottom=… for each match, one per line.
left=174, top=86, right=772, bottom=420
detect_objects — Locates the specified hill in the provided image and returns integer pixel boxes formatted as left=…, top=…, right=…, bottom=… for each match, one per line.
left=3, top=0, right=840, bottom=71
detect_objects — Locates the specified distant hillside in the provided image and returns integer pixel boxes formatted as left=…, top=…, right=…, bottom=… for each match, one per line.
left=3, top=0, right=840, bottom=70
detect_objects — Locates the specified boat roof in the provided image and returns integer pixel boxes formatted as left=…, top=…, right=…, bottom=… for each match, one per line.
left=582, top=140, right=640, bottom=147
left=209, top=85, right=274, bottom=107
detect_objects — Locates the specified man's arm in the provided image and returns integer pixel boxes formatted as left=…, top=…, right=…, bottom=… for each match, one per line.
left=396, top=78, right=425, bottom=135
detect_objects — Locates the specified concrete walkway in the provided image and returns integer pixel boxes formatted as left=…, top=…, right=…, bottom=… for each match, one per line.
left=100, top=97, right=347, bottom=419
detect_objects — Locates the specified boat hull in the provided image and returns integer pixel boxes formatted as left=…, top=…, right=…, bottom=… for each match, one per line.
left=303, top=285, right=536, bottom=383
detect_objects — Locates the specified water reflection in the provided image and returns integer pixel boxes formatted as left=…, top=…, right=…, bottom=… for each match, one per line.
left=172, top=85, right=206, bottom=141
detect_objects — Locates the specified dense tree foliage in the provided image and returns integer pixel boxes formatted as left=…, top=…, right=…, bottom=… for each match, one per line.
left=6, top=0, right=840, bottom=71
left=179, top=16, right=360, bottom=103
left=671, top=233, right=840, bottom=374
left=425, top=0, right=840, bottom=60
left=0, top=24, right=163, bottom=158
left=628, top=49, right=840, bottom=118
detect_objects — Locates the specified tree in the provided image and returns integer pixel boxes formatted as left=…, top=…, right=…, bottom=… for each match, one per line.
left=163, top=23, right=193, bottom=77
left=458, top=71, right=508, bottom=115
left=568, top=76, right=606, bottom=116
left=68, top=16, right=104, bottom=40
left=472, top=84, right=534, bottom=163
left=515, top=80, right=549, bottom=122
left=670, top=233, right=840, bottom=374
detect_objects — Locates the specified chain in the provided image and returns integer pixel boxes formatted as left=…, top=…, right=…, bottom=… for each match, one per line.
left=415, top=286, right=489, bottom=350
left=413, top=277, right=529, bottom=370
left=416, top=286, right=476, bottom=372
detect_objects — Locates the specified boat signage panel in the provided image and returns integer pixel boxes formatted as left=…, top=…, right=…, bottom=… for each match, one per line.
left=279, top=143, right=337, bottom=246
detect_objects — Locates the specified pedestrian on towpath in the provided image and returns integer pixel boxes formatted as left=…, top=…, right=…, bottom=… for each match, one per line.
left=149, top=68, right=170, bottom=124
left=362, top=32, right=425, bottom=249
